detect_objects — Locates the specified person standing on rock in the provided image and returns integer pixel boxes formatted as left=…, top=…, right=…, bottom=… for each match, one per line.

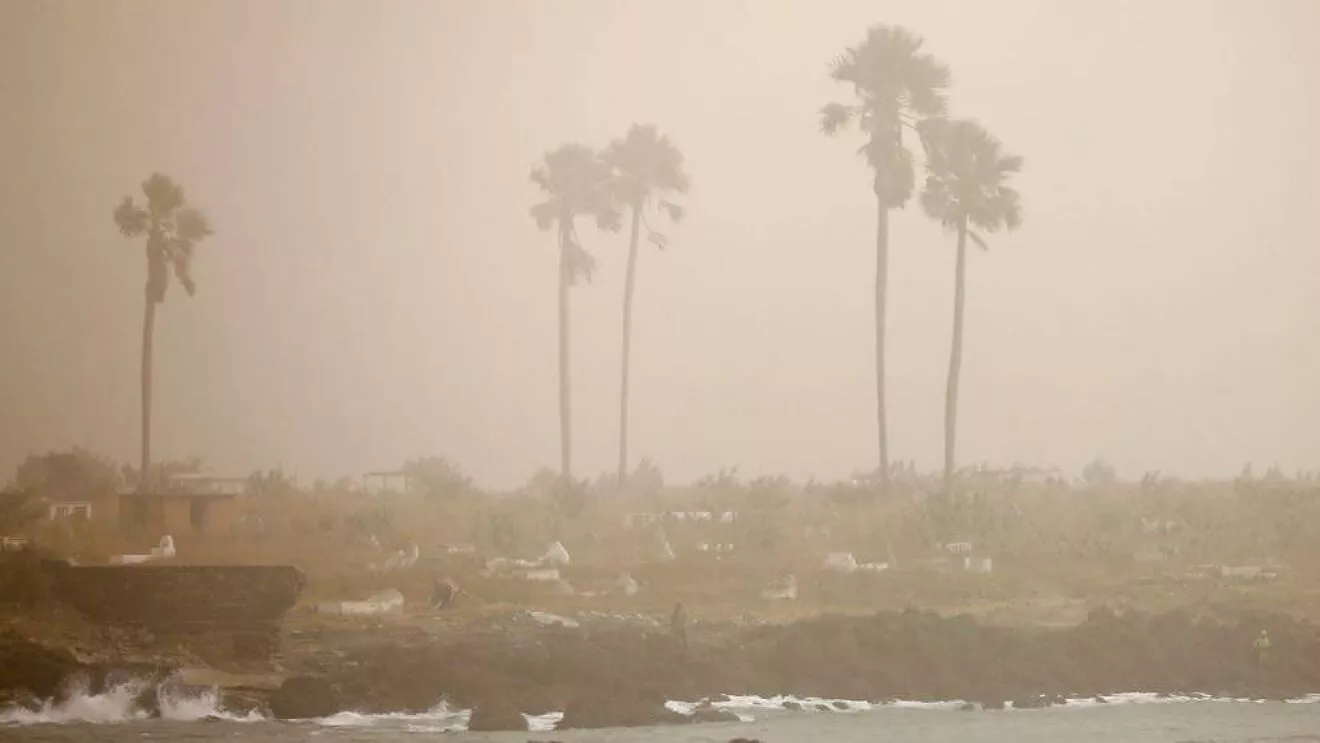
left=1253, top=629, right=1272, bottom=668
left=431, top=576, right=459, bottom=610
left=671, top=602, right=688, bottom=660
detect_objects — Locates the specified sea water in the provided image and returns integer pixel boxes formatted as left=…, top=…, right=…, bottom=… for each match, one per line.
left=3, top=683, right=1320, bottom=743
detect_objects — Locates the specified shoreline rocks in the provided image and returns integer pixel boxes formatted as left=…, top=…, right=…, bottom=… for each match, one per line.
left=5, top=607, right=1320, bottom=729
left=287, top=608, right=1320, bottom=727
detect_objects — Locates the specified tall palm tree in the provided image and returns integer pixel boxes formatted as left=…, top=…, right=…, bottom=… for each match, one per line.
left=113, top=174, right=213, bottom=493
left=530, top=144, right=620, bottom=483
left=820, top=25, right=951, bottom=491
left=604, top=124, right=690, bottom=485
left=918, top=119, right=1022, bottom=491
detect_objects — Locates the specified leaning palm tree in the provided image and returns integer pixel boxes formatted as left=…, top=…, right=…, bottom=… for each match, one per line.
left=530, top=144, right=620, bottom=483
left=113, top=174, right=214, bottom=493
left=604, top=124, right=690, bottom=485
left=918, top=118, right=1022, bottom=491
left=820, top=25, right=951, bottom=491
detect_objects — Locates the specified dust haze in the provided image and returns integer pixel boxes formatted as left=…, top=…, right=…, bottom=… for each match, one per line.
left=2, top=0, right=1317, bottom=488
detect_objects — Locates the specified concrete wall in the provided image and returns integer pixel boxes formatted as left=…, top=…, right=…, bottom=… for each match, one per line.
left=117, top=494, right=242, bottom=537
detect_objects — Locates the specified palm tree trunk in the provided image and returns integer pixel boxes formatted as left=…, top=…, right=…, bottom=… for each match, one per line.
left=874, top=197, right=890, bottom=492
left=557, top=220, right=573, bottom=484
left=943, top=218, right=969, bottom=492
left=139, top=289, right=156, bottom=493
left=617, top=204, right=642, bottom=485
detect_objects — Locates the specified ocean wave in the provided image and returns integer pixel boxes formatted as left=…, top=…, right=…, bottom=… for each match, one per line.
left=312, top=704, right=563, bottom=733
left=315, top=701, right=470, bottom=730
left=8, top=684, right=1315, bottom=729
left=0, top=676, right=263, bottom=726
left=668, top=691, right=1320, bottom=719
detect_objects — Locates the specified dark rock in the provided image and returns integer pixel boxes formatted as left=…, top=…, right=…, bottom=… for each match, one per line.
left=560, top=693, right=687, bottom=729
left=0, top=688, right=42, bottom=712
left=781, top=700, right=803, bottom=711
left=269, top=675, right=340, bottom=720
left=134, top=683, right=161, bottom=718
left=303, top=607, right=1320, bottom=727
left=467, top=696, right=526, bottom=731
left=0, top=631, right=82, bottom=700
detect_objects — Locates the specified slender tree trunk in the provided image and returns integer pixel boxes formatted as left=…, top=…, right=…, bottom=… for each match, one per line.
left=874, top=197, right=890, bottom=492
left=617, top=204, right=642, bottom=485
left=943, top=218, right=969, bottom=493
left=557, top=220, right=573, bottom=484
left=139, top=289, right=156, bottom=493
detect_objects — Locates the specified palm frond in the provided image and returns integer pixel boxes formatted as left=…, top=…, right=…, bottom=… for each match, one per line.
left=919, top=174, right=953, bottom=225
left=658, top=199, right=684, bottom=223
left=530, top=163, right=553, bottom=194
left=141, top=173, right=185, bottom=218
left=904, top=54, right=952, bottom=118
left=593, top=204, right=623, bottom=233
left=647, top=227, right=669, bottom=250
left=968, top=230, right=989, bottom=251
left=997, top=188, right=1023, bottom=231
left=168, top=240, right=197, bottom=296
left=819, top=103, right=855, bottom=136
left=530, top=201, right=558, bottom=231
left=174, top=207, right=213, bottom=242
left=563, top=231, right=597, bottom=286
left=998, top=153, right=1024, bottom=173
left=828, top=49, right=860, bottom=84
left=113, top=196, right=148, bottom=237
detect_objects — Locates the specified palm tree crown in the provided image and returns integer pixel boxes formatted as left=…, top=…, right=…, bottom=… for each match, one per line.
left=820, top=24, right=951, bottom=204
left=605, top=124, right=689, bottom=235
left=114, top=173, right=213, bottom=301
left=919, top=119, right=1023, bottom=239
left=530, top=144, right=620, bottom=284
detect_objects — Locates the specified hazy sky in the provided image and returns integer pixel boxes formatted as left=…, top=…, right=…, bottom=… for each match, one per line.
left=2, top=0, right=1317, bottom=488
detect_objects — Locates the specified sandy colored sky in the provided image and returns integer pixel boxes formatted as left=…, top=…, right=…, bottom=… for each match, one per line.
left=1, top=0, right=1317, bottom=487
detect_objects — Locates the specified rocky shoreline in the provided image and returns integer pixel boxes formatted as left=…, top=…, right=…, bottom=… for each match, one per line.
left=5, top=607, right=1319, bottom=729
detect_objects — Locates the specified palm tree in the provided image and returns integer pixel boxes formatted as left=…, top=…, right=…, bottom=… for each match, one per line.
left=604, top=124, right=690, bottom=485
left=530, top=144, right=620, bottom=483
left=918, top=119, right=1022, bottom=491
left=113, top=174, right=213, bottom=493
left=820, top=25, right=951, bottom=491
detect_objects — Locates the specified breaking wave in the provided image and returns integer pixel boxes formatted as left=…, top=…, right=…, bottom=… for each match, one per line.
left=0, top=675, right=263, bottom=726
left=666, top=691, right=1320, bottom=718
left=7, top=683, right=1316, bottom=729
left=312, top=702, right=561, bottom=733
left=315, top=701, right=471, bottom=732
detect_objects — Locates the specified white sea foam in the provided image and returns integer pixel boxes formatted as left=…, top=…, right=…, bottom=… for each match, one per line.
left=524, top=710, right=564, bottom=731
left=315, top=701, right=471, bottom=731
left=665, top=690, right=1320, bottom=723
left=313, top=704, right=565, bottom=732
left=668, top=694, right=878, bottom=722
left=0, top=676, right=263, bottom=726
